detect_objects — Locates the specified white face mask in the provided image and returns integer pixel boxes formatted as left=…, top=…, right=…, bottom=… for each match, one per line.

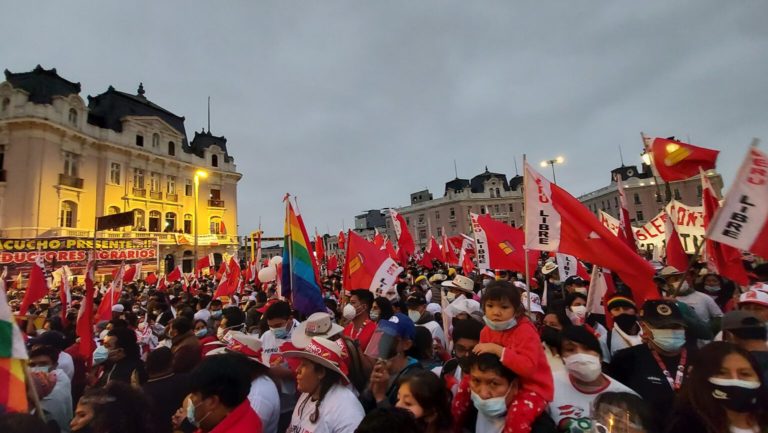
left=342, top=303, right=357, bottom=321
left=408, top=310, right=422, bottom=323
left=563, top=353, right=602, bottom=382
left=445, top=292, right=456, bottom=303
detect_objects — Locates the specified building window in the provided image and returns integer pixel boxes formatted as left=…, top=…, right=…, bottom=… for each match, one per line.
left=150, top=172, right=160, bottom=192
left=509, top=203, right=514, bottom=212
left=674, top=188, right=681, bottom=200
left=210, top=216, right=222, bottom=234
left=614, top=197, right=619, bottom=208
left=183, top=214, right=192, bottom=234
left=109, top=162, right=121, bottom=185
left=1, top=98, right=9, bottom=112
left=633, top=193, right=641, bottom=205
left=496, top=188, right=501, bottom=197
left=185, top=179, right=193, bottom=196
left=418, top=229, right=427, bottom=240
left=696, top=185, right=702, bottom=198
left=133, top=209, right=145, bottom=230
left=406, top=217, right=410, bottom=226
left=63, top=152, right=79, bottom=177
left=437, top=227, right=442, bottom=236
left=164, top=212, right=176, bottom=232
left=149, top=210, right=161, bottom=232
left=60, top=201, right=77, bottom=227
left=450, top=208, right=455, bottom=219
left=418, top=214, right=424, bottom=224
left=490, top=189, right=495, bottom=198
left=136, top=134, right=144, bottom=147
left=435, top=211, right=440, bottom=220
left=107, top=206, right=120, bottom=215
left=655, top=192, right=663, bottom=203
left=166, top=176, right=176, bottom=195
left=636, top=210, right=644, bottom=221
left=133, top=168, right=145, bottom=189
left=494, top=205, right=500, bottom=213
left=211, top=154, right=218, bottom=167
left=481, top=206, right=486, bottom=215
left=68, top=108, right=78, bottom=126
left=151, top=133, right=159, bottom=148
left=168, top=141, right=175, bottom=156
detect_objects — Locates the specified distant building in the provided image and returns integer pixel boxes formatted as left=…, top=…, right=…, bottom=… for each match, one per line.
left=388, top=167, right=524, bottom=249
left=577, top=163, right=723, bottom=224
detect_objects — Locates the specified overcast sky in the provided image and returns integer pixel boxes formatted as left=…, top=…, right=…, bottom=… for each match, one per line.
left=2, top=1, right=766, bottom=237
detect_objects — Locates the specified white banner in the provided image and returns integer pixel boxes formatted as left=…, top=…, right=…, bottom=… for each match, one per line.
left=470, top=213, right=491, bottom=272
left=555, top=253, right=579, bottom=280
left=524, top=162, right=561, bottom=251
left=708, top=147, right=768, bottom=254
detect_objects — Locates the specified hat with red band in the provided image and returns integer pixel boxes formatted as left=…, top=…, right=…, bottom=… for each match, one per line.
left=282, top=336, right=349, bottom=383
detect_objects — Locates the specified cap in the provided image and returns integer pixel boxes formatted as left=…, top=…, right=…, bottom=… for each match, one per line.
left=28, top=330, right=68, bottom=350
left=564, top=276, right=588, bottom=287
left=658, top=266, right=683, bottom=278
left=406, top=293, right=427, bottom=307
left=606, top=296, right=637, bottom=312
left=292, top=312, right=344, bottom=349
left=520, top=291, right=544, bottom=314
left=721, top=310, right=765, bottom=332
left=414, top=275, right=427, bottom=284
left=445, top=298, right=481, bottom=317
left=377, top=313, right=415, bottom=340
left=426, top=303, right=442, bottom=315
left=639, top=300, right=686, bottom=328
left=739, top=289, right=768, bottom=308
left=256, top=298, right=279, bottom=314
left=481, top=270, right=496, bottom=279
left=111, top=304, right=124, bottom=313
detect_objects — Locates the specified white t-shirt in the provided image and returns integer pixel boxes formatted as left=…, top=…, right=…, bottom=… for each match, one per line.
left=41, top=369, right=73, bottom=433
left=261, top=319, right=300, bottom=414
left=609, top=325, right=643, bottom=356
left=476, top=410, right=505, bottom=433
left=57, top=351, right=75, bottom=381
left=419, top=320, right=447, bottom=349
left=261, top=319, right=299, bottom=367
left=249, top=375, right=280, bottom=433
left=676, top=291, right=723, bottom=323
left=547, top=370, right=637, bottom=433
left=287, top=383, right=365, bottom=433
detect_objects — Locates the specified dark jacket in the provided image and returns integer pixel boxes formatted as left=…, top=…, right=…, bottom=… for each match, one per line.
left=171, top=331, right=202, bottom=373
left=360, top=360, right=422, bottom=412
left=142, top=372, right=191, bottom=433
left=97, top=356, right=147, bottom=387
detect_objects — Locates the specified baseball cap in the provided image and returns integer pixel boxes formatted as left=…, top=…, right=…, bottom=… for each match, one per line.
left=739, top=289, right=768, bottom=308
left=27, top=331, right=68, bottom=350
left=564, top=276, right=588, bottom=287
left=722, top=311, right=765, bottom=332
left=377, top=313, right=415, bottom=340
left=405, top=293, right=427, bottom=308
left=639, top=300, right=686, bottom=328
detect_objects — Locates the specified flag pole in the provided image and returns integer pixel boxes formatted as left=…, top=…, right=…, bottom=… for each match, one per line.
left=522, top=154, right=532, bottom=313
left=285, top=194, right=295, bottom=301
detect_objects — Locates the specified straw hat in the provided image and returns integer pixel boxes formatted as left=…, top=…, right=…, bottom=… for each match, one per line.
left=541, top=262, right=558, bottom=275
left=292, top=312, right=344, bottom=349
left=441, top=275, right=475, bottom=294
left=207, top=330, right=270, bottom=368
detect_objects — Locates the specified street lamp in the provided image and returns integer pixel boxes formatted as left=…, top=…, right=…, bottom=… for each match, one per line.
left=193, top=170, right=208, bottom=266
left=540, top=156, right=565, bottom=184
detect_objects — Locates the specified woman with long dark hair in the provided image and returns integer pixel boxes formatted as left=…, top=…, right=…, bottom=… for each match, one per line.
left=283, top=336, right=365, bottom=433
left=69, top=381, right=153, bottom=433
left=396, top=370, right=452, bottom=433
left=668, top=342, right=768, bottom=433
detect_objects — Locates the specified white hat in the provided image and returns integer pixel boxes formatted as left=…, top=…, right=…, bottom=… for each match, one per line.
left=441, top=275, right=475, bottom=294
left=283, top=337, right=350, bottom=383
left=111, top=304, right=124, bottom=313
left=194, top=309, right=211, bottom=322
left=445, top=298, right=481, bottom=317
left=541, top=262, right=558, bottom=275
left=659, top=266, right=683, bottom=278
left=750, top=282, right=768, bottom=293
left=426, top=303, right=442, bottom=315
left=429, top=274, right=448, bottom=283
left=481, top=270, right=496, bottom=279
left=513, top=281, right=527, bottom=290
left=521, top=291, right=544, bottom=315
left=292, top=312, right=344, bottom=349
left=739, top=289, right=768, bottom=308
left=207, top=331, right=270, bottom=368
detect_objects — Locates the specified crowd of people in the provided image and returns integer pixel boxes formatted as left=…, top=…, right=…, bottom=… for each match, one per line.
left=2, top=256, right=768, bottom=433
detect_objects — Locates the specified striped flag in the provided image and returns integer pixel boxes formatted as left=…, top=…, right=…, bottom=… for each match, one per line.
left=282, top=198, right=325, bottom=316
left=0, top=266, right=29, bottom=413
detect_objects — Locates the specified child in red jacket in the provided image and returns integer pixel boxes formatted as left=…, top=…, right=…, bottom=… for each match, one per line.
left=452, top=281, right=553, bottom=433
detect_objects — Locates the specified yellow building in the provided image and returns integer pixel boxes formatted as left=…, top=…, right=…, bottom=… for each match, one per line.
left=0, top=65, right=241, bottom=274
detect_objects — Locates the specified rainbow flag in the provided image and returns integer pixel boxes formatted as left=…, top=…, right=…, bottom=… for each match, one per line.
left=281, top=200, right=325, bottom=316
left=0, top=272, right=29, bottom=413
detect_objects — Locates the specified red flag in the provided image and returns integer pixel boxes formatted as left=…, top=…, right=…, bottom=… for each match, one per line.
left=442, top=233, right=459, bottom=266
left=166, top=265, right=182, bottom=283
left=664, top=211, right=688, bottom=272
left=58, top=267, right=72, bottom=326
left=337, top=231, right=346, bottom=250
left=707, top=146, right=768, bottom=260
left=19, top=256, right=48, bottom=315
left=326, top=254, right=339, bottom=274
left=144, top=272, right=158, bottom=285
left=195, top=254, right=213, bottom=275
left=343, top=231, right=402, bottom=294
left=77, top=260, right=96, bottom=367
left=213, top=257, right=241, bottom=299
left=389, top=209, right=415, bottom=260
left=157, top=277, right=167, bottom=292
left=649, top=137, right=719, bottom=182
left=373, top=229, right=385, bottom=249
left=616, top=175, right=637, bottom=251
left=525, top=162, right=658, bottom=307
left=462, top=251, right=475, bottom=275
left=315, top=234, right=326, bottom=262
left=220, top=220, right=227, bottom=235
left=122, top=263, right=141, bottom=284
left=384, top=240, right=399, bottom=263
left=471, top=214, right=537, bottom=280
left=97, top=265, right=124, bottom=322
left=418, top=251, right=434, bottom=269
left=702, top=170, right=749, bottom=285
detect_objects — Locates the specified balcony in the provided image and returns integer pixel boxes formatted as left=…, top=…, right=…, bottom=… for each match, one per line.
left=0, top=169, right=6, bottom=182
left=132, top=187, right=146, bottom=197
left=58, top=173, right=84, bottom=189
left=166, top=193, right=178, bottom=202
left=208, top=199, right=225, bottom=208
left=149, top=191, right=163, bottom=200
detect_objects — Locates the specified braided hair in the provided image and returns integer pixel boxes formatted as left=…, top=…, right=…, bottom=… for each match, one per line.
left=298, top=362, right=343, bottom=424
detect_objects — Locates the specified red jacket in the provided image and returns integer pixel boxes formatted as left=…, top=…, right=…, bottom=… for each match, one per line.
left=480, top=316, right=554, bottom=401
left=343, top=319, right=377, bottom=352
left=197, top=400, right=262, bottom=433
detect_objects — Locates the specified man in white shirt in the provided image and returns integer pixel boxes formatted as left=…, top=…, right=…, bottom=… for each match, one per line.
left=259, top=300, right=300, bottom=432
left=547, top=326, right=637, bottom=433
left=29, top=346, right=72, bottom=433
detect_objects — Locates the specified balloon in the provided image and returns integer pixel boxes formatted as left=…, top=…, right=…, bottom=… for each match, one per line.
left=269, top=256, right=283, bottom=266
left=258, top=266, right=277, bottom=282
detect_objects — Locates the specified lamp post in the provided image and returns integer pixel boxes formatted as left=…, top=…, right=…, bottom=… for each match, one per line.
left=540, top=156, right=565, bottom=184
left=193, top=170, right=208, bottom=265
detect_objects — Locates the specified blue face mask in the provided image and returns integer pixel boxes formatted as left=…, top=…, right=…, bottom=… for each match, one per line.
left=483, top=315, right=517, bottom=332
left=271, top=326, right=289, bottom=340
left=195, top=329, right=208, bottom=338
left=471, top=390, right=509, bottom=417
left=651, top=328, right=686, bottom=352
left=211, top=310, right=222, bottom=319
left=93, top=345, right=109, bottom=365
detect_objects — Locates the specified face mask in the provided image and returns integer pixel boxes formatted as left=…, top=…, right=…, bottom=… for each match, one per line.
left=708, top=377, right=761, bottom=413
left=613, top=314, right=637, bottom=332
left=566, top=306, right=587, bottom=326
left=482, top=279, right=491, bottom=287
left=471, top=389, right=510, bottom=417
left=370, top=311, right=380, bottom=321
left=483, top=315, right=517, bottom=332
left=30, top=366, right=51, bottom=374
left=445, top=292, right=456, bottom=303
left=703, top=285, right=721, bottom=294
left=408, top=310, right=422, bottom=323
left=650, top=328, right=686, bottom=352
left=540, top=326, right=561, bottom=347
left=99, top=329, right=109, bottom=340
left=342, top=304, right=357, bottom=321
left=93, top=345, right=109, bottom=365
left=186, top=397, right=211, bottom=427
left=271, top=326, right=289, bottom=340
left=211, top=310, right=222, bottom=319
left=132, top=308, right=141, bottom=314
left=563, top=353, right=602, bottom=382
left=195, top=329, right=208, bottom=338
left=570, top=305, right=587, bottom=318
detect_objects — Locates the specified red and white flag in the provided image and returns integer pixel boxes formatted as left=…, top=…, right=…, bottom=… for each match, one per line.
left=616, top=175, right=637, bottom=251
left=144, top=272, right=158, bottom=285
left=664, top=211, right=688, bottom=272
left=471, top=213, right=537, bottom=280
left=442, top=233, right=460, bottom=266
left=122, top=263, right=141, bottom=284
left=195, top=253, right=215, bottom=276
left=58, top=266, right=72, bottom=326
left=166, top=265, right=182, bottom=283
left=343, top=231, right=403, bottom=296
left=702, top=166, right=753, bottom=284
left=555, top=254, right=590, bottom=282
left=97, top=264, right=124, bottom=321
left=524, top=162, right=658, bottom=306
left=337, top=230, right=346, bottom=250
left=384, top=240, right=399, bottom=263
left=214, top=257, right=241, bottom=299
left=457, top=234, right=475, bottom=269
left=373, top=228, right=385, bottom=249
left=314, top=232, right=325, bottom=262
left=19, top=255, right=48, bottom=315
left=389, top=209, right=415, bottom=262
left=77, top=259, right=96, bottom=366
left=647, top=136, right=719, bottom=182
